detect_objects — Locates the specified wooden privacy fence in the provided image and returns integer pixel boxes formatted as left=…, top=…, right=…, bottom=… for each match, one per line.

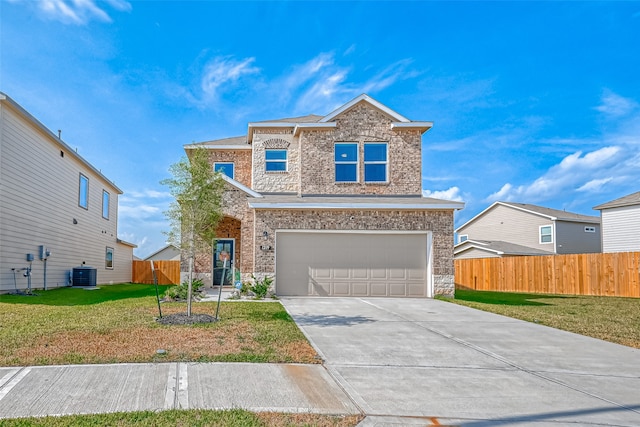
left=455, top=252, right=640, bottom=298
left=132, top=260, right=180, bottom=285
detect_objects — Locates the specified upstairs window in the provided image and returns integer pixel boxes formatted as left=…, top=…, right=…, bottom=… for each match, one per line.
left=364, top=143, right=388, bottom=182
left=214, top=162, right=235, bottom=179
left=458, top=234, right=468, bottom=243
left=335, top=143, right=358, bottom=182
left=265, top=149, right=287, bottom=172
left=540, top=225, right=553, bottom=244
left=102, top=190, right=110, bottom=219
left=79, top=174, right=89, bottom=209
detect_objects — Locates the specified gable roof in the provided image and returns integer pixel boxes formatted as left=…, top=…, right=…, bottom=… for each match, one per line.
left=454, top=239, right=554, bottom=257
left=456, top=201, right=600, bottom=232
left=184, top=135, right=250, bottom=150
left=220, top=174, right=263, bottom=198
left=0, top=92, right=123, bottom=194
left=593, top=191, right=640, bottom=210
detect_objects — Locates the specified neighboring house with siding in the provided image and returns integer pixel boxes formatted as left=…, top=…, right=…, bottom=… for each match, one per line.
left=0, top=93, right=135, bottom=293
left=455, top=201, right=601, bottom=259
left=593, top=191, right=640, bottom=253
left=144, top=244, right=181, bottom=261
left=184, top=94, right=465, bottom=297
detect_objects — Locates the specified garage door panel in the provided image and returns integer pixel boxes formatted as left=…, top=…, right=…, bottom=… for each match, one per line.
left=276, top=232, right=429, bottom=297
left=370, top=268, right=387, bottom=279
left=389, top=283, right=407, bottom=296
left=352, top=268, right=368, bottom=279
left=389, top=268, right=407, bottom=279
left=333, top=283, right=350, bottom=296
left=352, top=282, right=369, bottom=296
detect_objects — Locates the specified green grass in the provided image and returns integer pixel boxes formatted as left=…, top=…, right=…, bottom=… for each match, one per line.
left=0, top=284, right=318, bottom=366
left=440, top=289, right=640, bottom=348
left=0, top=409, right=362, bottom=427
left=0, top=283, right=164, bottom=306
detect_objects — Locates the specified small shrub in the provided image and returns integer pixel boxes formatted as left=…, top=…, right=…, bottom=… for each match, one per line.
left=164, top=279, right=205, bottom=301
left=250, top=275, right=273, bottom=299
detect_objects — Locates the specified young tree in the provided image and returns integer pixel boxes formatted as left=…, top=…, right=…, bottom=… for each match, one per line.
left=162, top=147, right=224, bottom=316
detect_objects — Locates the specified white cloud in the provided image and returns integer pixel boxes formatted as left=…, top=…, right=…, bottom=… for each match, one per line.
left=24, top=0, right=131, bottom=25
left=595, top=90, right=638, bottom=117
left=423, top=186, right=464, bottom=202
left=576, top=178, right=613, bottom=192
left=485, top=146, right=623, bottom=203
left=201, top=56, right=260, bottom=101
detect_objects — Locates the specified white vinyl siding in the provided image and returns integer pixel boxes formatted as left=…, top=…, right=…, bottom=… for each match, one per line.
left=0, top=99, right=132, bottom=292
left=600, top=205, right=640, bottom=252
left=457, top=204, right=557, bottom=252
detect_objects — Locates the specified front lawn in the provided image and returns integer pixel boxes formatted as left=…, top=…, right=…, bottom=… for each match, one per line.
left=0, top=284, right=318, bottom=366
left=441, top=289, right=640, bottom=349
left=0, top=409, right=362, bottom=427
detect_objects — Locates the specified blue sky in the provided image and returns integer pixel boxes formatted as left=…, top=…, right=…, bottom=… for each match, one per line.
left=2, top=1, right=639, bottom=258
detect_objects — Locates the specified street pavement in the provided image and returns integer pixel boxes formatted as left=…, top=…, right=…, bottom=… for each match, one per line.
left=280, top=297, right=640, bottom=426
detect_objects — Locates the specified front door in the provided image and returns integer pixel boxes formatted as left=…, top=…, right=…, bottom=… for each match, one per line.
left=213, top=239, right=234, bottom=286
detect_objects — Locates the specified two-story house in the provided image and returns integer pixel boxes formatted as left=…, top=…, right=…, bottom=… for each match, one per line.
left=594, top=191, right=640, bottom=253
left=0, top=93, right=135, bottom=293
left=454, top=201, right=601, bottom=259
left=184, top=94, right=464, bottom=297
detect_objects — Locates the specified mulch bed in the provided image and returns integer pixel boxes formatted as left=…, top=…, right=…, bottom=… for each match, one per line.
left=156, top=313, right=217, bottom=325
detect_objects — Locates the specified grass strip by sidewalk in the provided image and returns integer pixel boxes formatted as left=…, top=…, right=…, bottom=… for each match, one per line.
left=440, top=289, right=640, bottom=349
left=0, top=409, right=363, bottom=427
left=0, top=284, right=318, bottom=366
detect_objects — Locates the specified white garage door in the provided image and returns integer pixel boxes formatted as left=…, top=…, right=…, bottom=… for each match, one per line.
left=276, top=231, right=430, bottom=297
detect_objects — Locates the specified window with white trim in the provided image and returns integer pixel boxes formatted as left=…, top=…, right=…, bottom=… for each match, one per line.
left=364, top=143, right=388, bottom=182
left=79, top=174, right=89, bottom=209
left=584, top=226, right=596, bottom=233
left=265, top=149, right=287, bottom=172
left=540, top=225, right=553, bottom=244
left=102, top=190, right=110, bottom=220
left=458, top=234, right=468, bottom=243
left=335, top=143, right=358, bottom=182
left=214, top=162, right=235, bottom=179
left=105, top=247, right=114, bottom=269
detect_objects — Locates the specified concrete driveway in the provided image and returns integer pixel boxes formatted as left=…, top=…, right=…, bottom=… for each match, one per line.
left=281, top=297, right=640, bottom=427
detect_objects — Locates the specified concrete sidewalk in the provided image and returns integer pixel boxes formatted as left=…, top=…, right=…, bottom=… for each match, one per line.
left=0, top=362, right=359, bottom=419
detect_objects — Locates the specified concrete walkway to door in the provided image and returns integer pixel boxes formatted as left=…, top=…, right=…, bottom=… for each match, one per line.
left=280, top=297, right=640, bottom=427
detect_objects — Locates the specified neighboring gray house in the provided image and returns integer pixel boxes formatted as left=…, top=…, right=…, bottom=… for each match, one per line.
left=455, top=202, right=601, bottom=259
left=0, top=93, right=135, bottom=292
left=144, top=244, right=181, bottom=261
left=593, top=191, right=640, bottom=253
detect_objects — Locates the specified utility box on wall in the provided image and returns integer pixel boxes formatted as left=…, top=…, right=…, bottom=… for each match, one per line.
left=72, top=266, right=97, bottom=287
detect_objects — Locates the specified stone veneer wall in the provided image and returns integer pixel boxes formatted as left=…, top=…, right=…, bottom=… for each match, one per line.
left=299, top=102, right=423, bottom=196
left=253, top=208, right=456, bottom=296
left=208, top=149, right=252, bottom=188
left=219, top=182, right=255, bottom=275
left=251, top=131, right=299, bottom=193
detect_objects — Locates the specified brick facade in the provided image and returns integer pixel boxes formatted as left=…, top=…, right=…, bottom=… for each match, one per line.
left=190, top=95, right=461, bottom=296
left=300, top=103, right=422, bottom=195
left=208, top=149, right=252, bottom=188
